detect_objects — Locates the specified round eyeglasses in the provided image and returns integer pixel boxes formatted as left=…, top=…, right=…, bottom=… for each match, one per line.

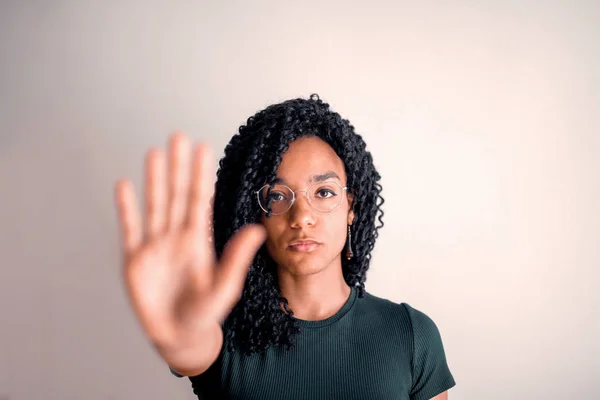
left=255, top=181, right=348, bottom=215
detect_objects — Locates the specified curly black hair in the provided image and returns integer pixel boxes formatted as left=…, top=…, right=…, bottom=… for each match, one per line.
left=212, top=94, right=385, bottom=356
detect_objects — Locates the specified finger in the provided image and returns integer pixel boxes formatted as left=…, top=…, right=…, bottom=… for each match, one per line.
left=213, top=224, right=267, bottom=309
left=146, top=148, right=167, bottom=238
left=167, top=133, right=192, bottom=231
left=114, top=179, right=143, bottom=255
left=188, top=143, right=215, bottom=237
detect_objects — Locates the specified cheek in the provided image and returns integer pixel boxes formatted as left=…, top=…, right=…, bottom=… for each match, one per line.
left=331, top=224, right=349, bottom=253
left=323, top=215, right=350, bottom=253
left=261, top=217, right=286, bottom=252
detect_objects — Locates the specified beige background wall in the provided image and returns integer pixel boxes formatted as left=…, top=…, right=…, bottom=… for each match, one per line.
left=1, top=1, right=599, bottom=399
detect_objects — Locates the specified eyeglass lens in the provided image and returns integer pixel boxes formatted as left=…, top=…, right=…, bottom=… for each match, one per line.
left=258, top=182, right=344, bottom=214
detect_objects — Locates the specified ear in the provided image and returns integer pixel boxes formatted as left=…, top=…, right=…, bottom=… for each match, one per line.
left=347, top=192, right=355, bottom=225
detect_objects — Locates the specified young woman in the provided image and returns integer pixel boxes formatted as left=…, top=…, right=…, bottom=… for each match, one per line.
left=114, top=94, right=456, bottom=399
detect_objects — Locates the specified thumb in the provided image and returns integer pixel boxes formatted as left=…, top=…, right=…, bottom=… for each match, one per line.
left=213, top=224, right=267, bottom=310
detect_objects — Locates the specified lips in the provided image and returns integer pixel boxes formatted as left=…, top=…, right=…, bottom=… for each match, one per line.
left=288, top=239, right=321, bottom=253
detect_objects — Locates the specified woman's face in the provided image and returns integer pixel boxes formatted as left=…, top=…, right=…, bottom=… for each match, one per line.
left=260, top=136, right=354, bottom=277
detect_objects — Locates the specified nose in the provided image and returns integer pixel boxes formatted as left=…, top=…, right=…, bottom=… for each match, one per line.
left=288, top=191, right=315, bottom=228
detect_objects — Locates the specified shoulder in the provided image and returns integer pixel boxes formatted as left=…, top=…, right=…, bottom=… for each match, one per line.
left=359, top=290, right=407, bottom=315
left=359, top=291, right=433, bottom=329
left=355, top=292, right=415, bottom=345
left=401, top=302, right=443, bottom=340
left=359, top=292, right=446, bottom=349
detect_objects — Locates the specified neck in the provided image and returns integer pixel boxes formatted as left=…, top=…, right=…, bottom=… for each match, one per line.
left=278, top=257, right=351, bottom=321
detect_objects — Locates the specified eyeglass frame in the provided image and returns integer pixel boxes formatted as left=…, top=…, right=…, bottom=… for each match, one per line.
left=254, top=181, right=349, bottom=215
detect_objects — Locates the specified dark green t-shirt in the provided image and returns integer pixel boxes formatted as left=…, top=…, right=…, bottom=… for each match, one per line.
left=173, top=287, right=456, bottom=400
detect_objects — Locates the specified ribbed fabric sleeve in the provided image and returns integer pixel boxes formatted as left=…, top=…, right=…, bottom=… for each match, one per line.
left=403, top=303, right=456, bottom=400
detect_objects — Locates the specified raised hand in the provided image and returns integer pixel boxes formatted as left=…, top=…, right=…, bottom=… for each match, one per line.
left=114, top=133, right=266, bottom=349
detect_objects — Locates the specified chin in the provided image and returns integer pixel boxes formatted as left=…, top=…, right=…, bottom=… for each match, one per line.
left=279, top=258, right=328, bottom=277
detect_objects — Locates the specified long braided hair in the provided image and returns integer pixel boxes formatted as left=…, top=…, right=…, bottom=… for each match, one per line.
left=212, top=94, right=385, bottom=355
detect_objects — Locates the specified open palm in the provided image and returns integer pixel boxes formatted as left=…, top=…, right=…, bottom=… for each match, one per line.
left=114, top=133, right=266, bottom=347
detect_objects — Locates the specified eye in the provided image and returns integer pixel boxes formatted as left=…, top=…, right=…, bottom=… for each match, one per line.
left=315, top=189, right=336, bottom=199
left=268, top=191, right=287, bottom=202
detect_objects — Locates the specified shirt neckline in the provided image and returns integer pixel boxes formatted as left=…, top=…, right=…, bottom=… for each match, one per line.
left=293, top=286, right=358, bottom=329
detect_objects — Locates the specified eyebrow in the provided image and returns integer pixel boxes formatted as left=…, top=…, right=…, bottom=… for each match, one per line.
left=272, top=171, right=341, bottom=185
